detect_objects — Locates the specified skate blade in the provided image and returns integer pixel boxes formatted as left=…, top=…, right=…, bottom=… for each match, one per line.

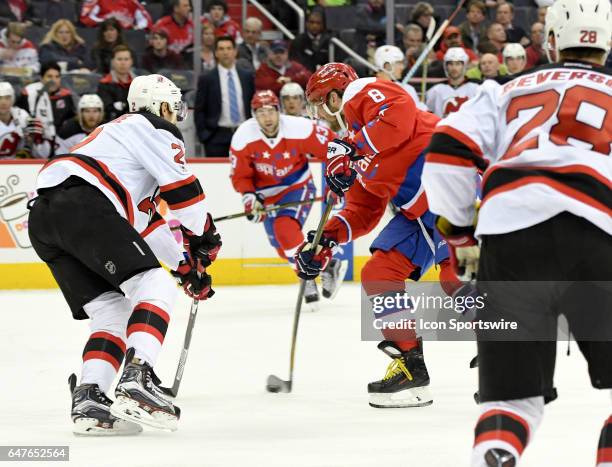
left=73, top=417, right=142, bottom=436
left=322, top=260, right=348, bottom=300
left=368, top=386, right=433, bottom=408
left=110, top=396, right=178, bottom=432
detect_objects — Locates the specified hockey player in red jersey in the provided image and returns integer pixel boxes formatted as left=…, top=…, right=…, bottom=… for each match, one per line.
left=230, top=90, right=345, bottom=307
left=297, top=63, right=462, bottom=408
left=28, top=74, right=222, bottom=435
left=422, top=0, right=611, bottom=464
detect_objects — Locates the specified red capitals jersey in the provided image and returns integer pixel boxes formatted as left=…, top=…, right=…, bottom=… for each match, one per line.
left=154, top=15, right=193, bottom=54
left=324, top=78, right=440, bottom=244
left=80, top=0, right=153, bottom=30
left=230, top=115, right=334, bottom=203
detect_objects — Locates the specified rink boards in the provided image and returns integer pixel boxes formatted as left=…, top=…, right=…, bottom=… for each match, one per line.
left=0, top=160, right=439, bottom=289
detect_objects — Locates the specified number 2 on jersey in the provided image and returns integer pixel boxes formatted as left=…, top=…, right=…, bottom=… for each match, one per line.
left=504, top=85, right=611, bottom=159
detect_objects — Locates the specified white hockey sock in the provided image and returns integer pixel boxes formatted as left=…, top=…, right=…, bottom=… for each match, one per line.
left=471, top=397, right=544, bottom=466
left=81, top=292, right=130, bottom=393
left=121, top=268, right=177, bottom=367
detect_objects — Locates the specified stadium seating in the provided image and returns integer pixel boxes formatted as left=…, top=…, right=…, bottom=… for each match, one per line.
left=61, top=73, right=102, bottom=96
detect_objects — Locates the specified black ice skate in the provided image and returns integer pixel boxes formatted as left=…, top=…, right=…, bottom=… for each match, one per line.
left=484, top=448, right=516, bottom=467
left=70, top=377, right=142, bottom=436
left=320, top=258, right=348, bottom=299
left=110, top=349, right=180, bottom=431
left=368, top=339, right=433, bottom=408
left=303, top=279, right=320, bottom=311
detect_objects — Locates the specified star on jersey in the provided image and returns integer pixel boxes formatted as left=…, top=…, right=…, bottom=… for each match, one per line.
left=347, top=129, right=356, bottom=139
left=282, top=151, right=290, bottom=159
left=262, top=151, right=271, bottom=159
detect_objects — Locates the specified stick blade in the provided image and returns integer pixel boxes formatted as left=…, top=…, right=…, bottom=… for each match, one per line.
left=158, top=385, right=177, bottom=398
left=266, top=374, right=292, bottom=393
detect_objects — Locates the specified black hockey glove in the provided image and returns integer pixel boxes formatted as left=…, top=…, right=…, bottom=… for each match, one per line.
left=171, top=257, right=215, bottom=300
left=325, top=139, right=362, bottom=198
left=181, top=213, right=222, bottom=268
left=294, top=230, right=338, bottom=280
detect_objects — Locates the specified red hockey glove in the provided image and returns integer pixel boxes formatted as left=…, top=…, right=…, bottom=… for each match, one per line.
left=325, top=139, right=362, bottom=197
left=25, top=117, right=44, bottom=144
left=171, top=255, right=215, bottom=300
left=294, top=230, right=338, bottom=280
left=436, top=216, right=480, bottom=282
left=242, top=192, right=266, bottom=223
left=181, top=213, right=222, bottom=268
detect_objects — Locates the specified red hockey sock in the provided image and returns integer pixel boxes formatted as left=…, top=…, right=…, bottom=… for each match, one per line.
left=362, top=249, right=419, bottom=349
left=273, top=216, right=304, bottom=260
left=597, top=415, right=612, bottom=466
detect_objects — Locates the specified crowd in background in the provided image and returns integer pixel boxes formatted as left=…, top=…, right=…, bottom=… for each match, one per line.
left=0, top=0, right=606, bottom=158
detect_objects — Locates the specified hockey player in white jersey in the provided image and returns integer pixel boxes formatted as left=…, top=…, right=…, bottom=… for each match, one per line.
left=502, top=43, right=527, bottom=76
left=373, top=45, right=428, bottom=111
left=56, top=94, right=105, bottom=154
left=28, top=74, right=222, bottom=435
left=422, top=1, right=611, bottom=465
left=280, top=82, right=307, bottom=117
left=425, top=47, right=479, bottom=117
left=0, top=82, right=51, bottom=158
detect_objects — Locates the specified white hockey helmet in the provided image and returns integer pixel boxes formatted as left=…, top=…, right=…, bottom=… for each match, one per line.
left=78, top=94, right=104, bottom=112
left=280, top=82, right=305, bottom=99
left=374, top=45, right=405, bottom=71
left=545, top=0, right=611, bottom=62
left=0, top=82, right=15, bottom=101
left=443, top=47, right=469, bottom=77
left=503, top=43, right=526, bottom=60
left=127, top=74, right=187, bottom=121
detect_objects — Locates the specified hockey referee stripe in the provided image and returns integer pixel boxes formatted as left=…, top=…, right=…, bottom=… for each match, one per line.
left=474, top=410, right=529, bottom=455
left=127, top=302, right=170, bottom=344
left=160, top=175, right=205, bottom=210
left=482, top=168, right=612, bottom=216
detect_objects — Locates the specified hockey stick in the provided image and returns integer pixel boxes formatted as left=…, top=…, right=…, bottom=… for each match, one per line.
left=266, top=193, right=336, bottom=394
left=401, top=0, right=468, bottom=86
left=213, top=196, right=324, bottom=222
left=159, top=298, right=199, bottom=398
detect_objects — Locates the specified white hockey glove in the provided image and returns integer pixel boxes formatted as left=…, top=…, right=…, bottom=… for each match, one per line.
left=242, top=192, right=266, bottom=223
left=436, top=216, right=480, bottom=282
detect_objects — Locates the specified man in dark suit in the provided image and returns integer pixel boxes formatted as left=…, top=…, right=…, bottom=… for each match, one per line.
left=194, top=36, right=255, bottom=157
left=289, top=9, right=331, bottom=72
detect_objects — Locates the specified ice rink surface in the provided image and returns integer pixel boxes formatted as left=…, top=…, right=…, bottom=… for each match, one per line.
left=0, top=284, right=608, bottom=467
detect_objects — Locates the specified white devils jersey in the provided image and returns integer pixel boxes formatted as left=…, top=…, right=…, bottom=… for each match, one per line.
left=422, top=62, right=612, bottom=237
left=0, top=107, right=51, bottom=158
left=425, top=80, right=480, bottom=117
left=36, top=112, right=208, bottom=268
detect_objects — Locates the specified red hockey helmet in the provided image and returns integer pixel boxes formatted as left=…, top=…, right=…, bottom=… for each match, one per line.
left=305, top=62, right=358, bottom=106
left=251, top=90, right=280, bottom=111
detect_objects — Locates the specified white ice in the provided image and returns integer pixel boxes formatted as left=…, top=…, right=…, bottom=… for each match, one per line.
left=0, top=285, right=608, bottom=467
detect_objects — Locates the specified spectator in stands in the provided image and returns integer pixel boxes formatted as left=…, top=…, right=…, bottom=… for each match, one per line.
left=39, top=19, right=89, bottom=72
left=459, top=0, right=488, bottom=52
left=525, top=22, right=546, bottom=70
left=16, top=61, right=76, bottom=153
left=402, top=24, right=423, bottom=68
left=435, top=26, right=479, bottom=65
left=194, top=36, right=254, bottom=157
left=478, top=22, right=506, bottom=59
left=42, top=0, right=78, bottom=27
left=0, top=22, right=39, bottom=75
left=202, top=0, right=242, bottom=44
left=255, top=40, right=311, bottom=96
left=142, top=29, right=184, bottom=73
left=354, top=0, right=389, bottom=59
left=196, top=23, right=217, bottom=72
left=238, top=17, right=268, bottom=71
left=409, top=2, right=436, bottom=39
left=80, top=0, right=153, bottom=30
left=537, top=6, right=548, bottom=24
left=466, top=52, right=508, bottom=81
left=495, top=2, right=528, bottom=45
left=502, top=43, right=526, bottom=78
left=153, top=0, right=193, bottom=55
left=89, top=18, right=125, bottom=74
left=0, top=0, right=38, bottom=28
left=290, top=9, right=331, bottom=73
left=97, top=45, right=136, bottom=121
